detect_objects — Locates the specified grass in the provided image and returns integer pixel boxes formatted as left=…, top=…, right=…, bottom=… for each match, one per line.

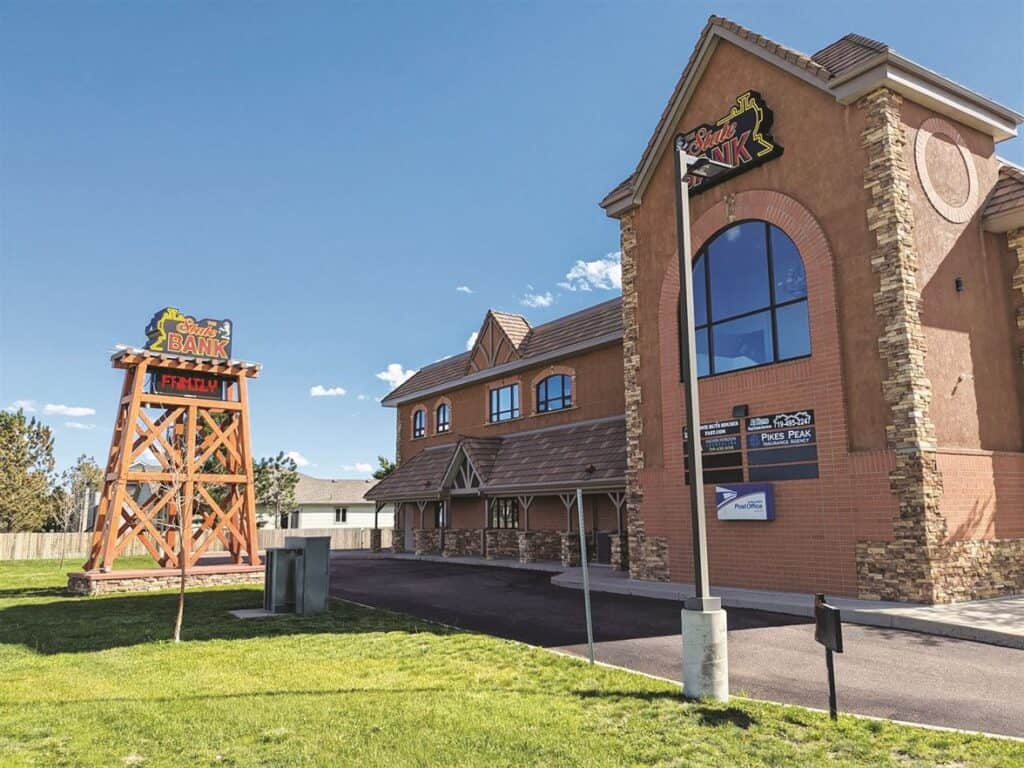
left=0, top=559, right=1020, bottom=768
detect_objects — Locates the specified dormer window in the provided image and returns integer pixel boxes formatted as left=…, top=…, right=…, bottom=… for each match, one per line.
left=412, top=408, right=426, bottom=438
left=436, top=402, right=451, bottom=433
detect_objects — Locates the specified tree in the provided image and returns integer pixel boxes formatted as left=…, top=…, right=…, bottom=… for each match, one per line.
left=371, top=455, right=396, bottom=480
left=0, top=409, right=56, bottom=532
left=50, top=455, right=103, bottom=567
left=254, top=452, right=299, bottom=527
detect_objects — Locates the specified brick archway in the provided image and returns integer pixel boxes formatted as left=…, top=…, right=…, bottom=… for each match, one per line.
left=657, top=190, right=843, bottom=440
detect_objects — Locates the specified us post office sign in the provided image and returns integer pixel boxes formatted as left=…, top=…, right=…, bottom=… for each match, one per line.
left=715, top=483, right=775, bottom=521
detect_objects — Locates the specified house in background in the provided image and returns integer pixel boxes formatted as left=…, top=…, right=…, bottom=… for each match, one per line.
left=259, top=473, right=394, bottom=530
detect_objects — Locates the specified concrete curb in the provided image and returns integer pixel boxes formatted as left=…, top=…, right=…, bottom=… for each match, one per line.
left=551, top=570, right=1024, bottom=650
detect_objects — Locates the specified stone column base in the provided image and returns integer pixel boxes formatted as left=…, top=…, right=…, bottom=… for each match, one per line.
left=369, top=529, right=382, bottom=553
left=518, top=530, right=561, bottom=563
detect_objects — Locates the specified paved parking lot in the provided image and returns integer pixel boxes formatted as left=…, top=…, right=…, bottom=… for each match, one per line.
left=330, top=556, right=1024, bottom=737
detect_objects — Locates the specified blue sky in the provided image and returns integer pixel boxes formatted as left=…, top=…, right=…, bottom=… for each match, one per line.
left=2, top=1, right=1021, bottom=476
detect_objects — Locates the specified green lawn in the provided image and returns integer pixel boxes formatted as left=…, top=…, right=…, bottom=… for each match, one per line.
left=0, top=559, right=1019, bottom=768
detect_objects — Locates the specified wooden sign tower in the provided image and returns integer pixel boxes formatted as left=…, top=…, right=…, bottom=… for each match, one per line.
left=82, top=309, right=262, bottom=578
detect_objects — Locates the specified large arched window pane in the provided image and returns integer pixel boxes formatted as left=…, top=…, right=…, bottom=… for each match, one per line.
left=413, top=409, right=426, bottom=438
left=693, top=253, right=707, bottom=326
left=684, top=220, right=810, bottom=378
left=708, top=221, right=769, bottom=321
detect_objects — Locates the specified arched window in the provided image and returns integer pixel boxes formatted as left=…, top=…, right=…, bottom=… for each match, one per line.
left=536, top=374, right=572, bottom=412
left=436, top=402, right=451, bottom=433
left=684, top=220, right=810, bottom=378
left=412, top=409, right=426, bottom=438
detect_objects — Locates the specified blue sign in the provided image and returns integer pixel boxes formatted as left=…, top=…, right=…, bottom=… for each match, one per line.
left=747, top=426, right=816, bottom=449
left=715, top=483, right=775, bottom=521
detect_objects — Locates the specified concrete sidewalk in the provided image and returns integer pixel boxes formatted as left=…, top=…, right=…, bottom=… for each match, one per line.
left=552, top=567, right=1024, bottom=649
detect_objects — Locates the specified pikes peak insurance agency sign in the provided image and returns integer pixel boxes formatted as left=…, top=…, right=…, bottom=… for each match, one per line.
left=145, top=307, right=233, bottom=361
left=678, top=90, right=783, bottom=194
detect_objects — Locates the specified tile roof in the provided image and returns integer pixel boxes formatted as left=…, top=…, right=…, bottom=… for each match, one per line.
left=382, top=297, right=623, bottom=403
left=484, top=417, right=626, bottom=491
left=810, top=33, right=887, bottom=77
left=490, top=311, right=531, bottom=348
left=983, top=164, right=1024, bottom=218
left=292, top=474, right=379, bottom=505
left=460, top=437, right=503, bottom=481
left=364, top=444, right=459, bottom=501
left=363, top=417, right=626, bottom=502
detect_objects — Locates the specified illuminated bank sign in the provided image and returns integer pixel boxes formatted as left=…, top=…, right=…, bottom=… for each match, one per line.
left=145, top=307, right=233, bottom=361
left=151, top=369, right=226, bottom=400
left=679, top=91, right=783, bottom=194
left=715, top=483, right=774, bottom=521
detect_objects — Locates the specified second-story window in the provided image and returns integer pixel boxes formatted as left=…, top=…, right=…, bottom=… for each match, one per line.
left=536, top=374, right=572, bottom=413
left=489, top=383, right=520, bottom=422
left=412, top=409, right=426, bottom=438
left=436, top=403, right=451, bottom=433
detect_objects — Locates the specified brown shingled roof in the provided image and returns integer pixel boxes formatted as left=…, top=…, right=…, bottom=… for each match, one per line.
left=364, top=444, right=458, bottom=501
left=484, top=417, right=626, bottom=491
left=811, top=33, right=887, bottom=77
left=363, top=417, right=626, bottom=502
left=983, top=164, right=1024, bottom=219
left=382, top=297, right=623, bottom=404
left=490, top=311, right=531, bottom=348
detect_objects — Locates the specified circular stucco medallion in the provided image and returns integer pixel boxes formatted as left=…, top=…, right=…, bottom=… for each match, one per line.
left=914, top=117, right=978, bottom=223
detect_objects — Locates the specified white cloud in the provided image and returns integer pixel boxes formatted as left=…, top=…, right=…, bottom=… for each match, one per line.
left=520, top=291, right=554, bottom=308
left=310, top=384, right=347, bottom=397
left=465, top=331, right=478, bottom=350
left=5, top=399, right=37, bottom=413
left=342, top=462, right=373, bottom=474
left=286, top=451, right=310, bottom=467
left=374, top=396, right=384, bottom=403
left=65, top=421, right=96, bottom=430
left=376, top=363, right=417, bottom=388
left=456, top=285, right=473, bottom=294
left=559, top=252, right=622, bottom=292
left=357, top=394, right=368, bottom=401
left=44, top=403, right=96, bottom=417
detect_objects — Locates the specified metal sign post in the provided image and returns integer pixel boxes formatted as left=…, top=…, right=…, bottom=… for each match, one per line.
left=814, top=593, right=844, bottom=720
left=576, top=487, right=595, bottom=664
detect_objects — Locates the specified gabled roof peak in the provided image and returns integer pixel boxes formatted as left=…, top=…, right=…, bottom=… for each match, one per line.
left=601, top=15, right=1022, bottom=217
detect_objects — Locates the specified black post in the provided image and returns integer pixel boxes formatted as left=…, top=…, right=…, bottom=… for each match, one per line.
left=825, top=647, right=837, bottom=721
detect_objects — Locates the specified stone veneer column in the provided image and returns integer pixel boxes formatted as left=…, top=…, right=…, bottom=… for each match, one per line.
left=619, top=210, right=671, bottom=582
left=856, top=88, right=948, bottom=603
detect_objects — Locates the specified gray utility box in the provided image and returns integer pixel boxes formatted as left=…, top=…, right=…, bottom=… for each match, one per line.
left=263, top=536, right=330, bottom=614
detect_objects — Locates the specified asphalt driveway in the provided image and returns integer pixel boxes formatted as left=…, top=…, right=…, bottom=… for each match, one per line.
left=330, top=556, right=1024, bottom=737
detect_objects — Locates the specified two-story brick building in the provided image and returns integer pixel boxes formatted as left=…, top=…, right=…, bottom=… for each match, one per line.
left=366, top=299, right=629, bottom=567
left=602, top=16, right=1024, bottom=604
left=370, top=16, right=1024, bottom=604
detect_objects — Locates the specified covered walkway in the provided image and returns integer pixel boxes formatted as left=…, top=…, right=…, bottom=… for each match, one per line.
left=365, top=416, right=628, bottom=569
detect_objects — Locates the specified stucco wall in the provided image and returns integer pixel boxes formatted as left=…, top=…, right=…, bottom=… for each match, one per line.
left=901, top=101, right=1024, bottom=452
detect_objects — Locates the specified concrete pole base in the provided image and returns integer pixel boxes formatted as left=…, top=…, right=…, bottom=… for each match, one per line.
left=681, top=605, right=729, bottom=702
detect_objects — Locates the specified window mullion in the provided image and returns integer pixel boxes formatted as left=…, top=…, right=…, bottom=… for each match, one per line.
left=765, top=221, right=780, bottom=363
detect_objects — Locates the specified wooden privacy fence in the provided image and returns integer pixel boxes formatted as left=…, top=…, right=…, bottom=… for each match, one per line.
left=0, top=528, right=393, bottom=562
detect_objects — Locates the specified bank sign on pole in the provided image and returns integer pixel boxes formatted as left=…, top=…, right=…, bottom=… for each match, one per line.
left=678, top=90, right=784, bottom=195
left=144, top=307, right=233, bottom=361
